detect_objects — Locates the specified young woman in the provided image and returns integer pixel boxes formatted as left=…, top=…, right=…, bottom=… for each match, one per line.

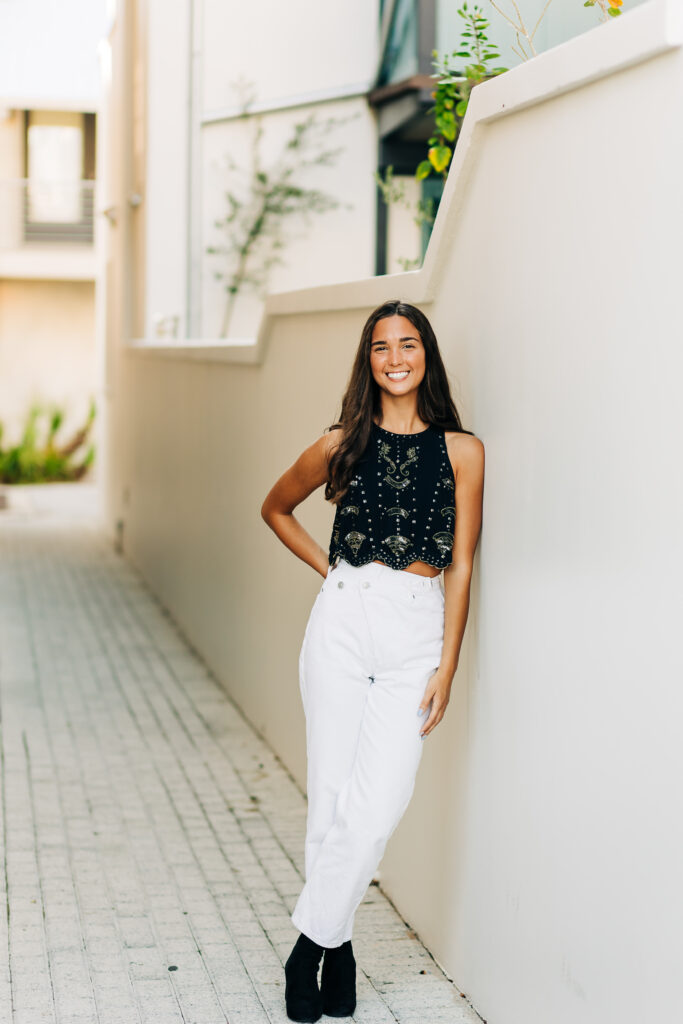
left=261, top=299, right=484, bottom=1022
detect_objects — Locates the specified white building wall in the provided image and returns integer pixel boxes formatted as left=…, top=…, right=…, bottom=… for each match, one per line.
left=142, top=0, right=192, bottom=340
left=201, top=0, right=376, bottom=107
left=139, top=0, right=379, bottom=340
left=0, top=0, right=107, bottom=109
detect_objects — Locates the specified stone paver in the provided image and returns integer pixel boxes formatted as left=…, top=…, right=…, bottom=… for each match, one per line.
left=0, top=486, right=483, bottom=1024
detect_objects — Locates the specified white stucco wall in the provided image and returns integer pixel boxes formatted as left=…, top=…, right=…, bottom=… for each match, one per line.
left=107, top=2, right=682, bottom=1021
left=0, top=0, right=108, bottom=110
left=201, top=0, right=377, bottom=110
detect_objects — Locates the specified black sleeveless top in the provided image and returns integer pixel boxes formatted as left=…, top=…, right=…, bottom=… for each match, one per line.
left=328, top=421, right=456, bottom=571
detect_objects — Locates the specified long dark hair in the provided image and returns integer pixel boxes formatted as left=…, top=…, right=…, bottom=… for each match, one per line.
left=325, top=299, right=473, bottom=504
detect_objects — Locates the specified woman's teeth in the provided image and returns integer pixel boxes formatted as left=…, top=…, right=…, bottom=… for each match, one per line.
left=387, top=371, right=409, bottom=380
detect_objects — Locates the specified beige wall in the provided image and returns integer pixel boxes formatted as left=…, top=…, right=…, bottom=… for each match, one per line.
left=0, top=279, right=97, bottom=446
left=106, top=2, right=683, bottom=1022
left=0, top=110, right=23, bottom=178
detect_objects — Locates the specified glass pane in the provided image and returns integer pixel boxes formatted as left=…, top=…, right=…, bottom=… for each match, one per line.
left=378, top=0, right=418, bottom=87
left=27, top=124, right=83, bottom=223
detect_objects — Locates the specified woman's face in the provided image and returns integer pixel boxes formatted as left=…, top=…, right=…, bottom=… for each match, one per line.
left=369, top=314, right=426, bottom=397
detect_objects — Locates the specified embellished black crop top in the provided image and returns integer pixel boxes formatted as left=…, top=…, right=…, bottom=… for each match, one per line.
left=328, top=421, right=456, bottom=571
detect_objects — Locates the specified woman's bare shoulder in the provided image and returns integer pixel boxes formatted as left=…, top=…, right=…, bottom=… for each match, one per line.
left=443, top=431, right=484, bottom=480
left=320, top=423, right=344, bottom=458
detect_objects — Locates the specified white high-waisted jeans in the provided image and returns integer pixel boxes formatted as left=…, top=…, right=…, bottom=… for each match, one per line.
left=290, top=557, right=445, bottom=948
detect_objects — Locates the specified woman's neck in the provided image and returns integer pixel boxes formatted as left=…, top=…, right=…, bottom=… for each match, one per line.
left=375, top=398, right=427, bottom=435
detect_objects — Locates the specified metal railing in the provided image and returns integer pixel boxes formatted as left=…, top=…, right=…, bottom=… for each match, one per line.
left=0, top=179, right=96, bottom=247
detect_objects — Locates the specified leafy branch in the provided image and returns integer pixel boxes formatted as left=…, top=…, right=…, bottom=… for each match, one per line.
left=375, top=0, right=627, bottom=269
left=486, top=0, right=556, bottom=60
left=207, top=83, right=351, bottom=337
left=583, top=0, right=624, bottom=20
left=488, top=0, right=623, bottom=61
left=416, top=2, right=508, bottom=183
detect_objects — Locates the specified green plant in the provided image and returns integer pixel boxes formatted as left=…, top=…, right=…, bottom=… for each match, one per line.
left=416, top=2, right=508, bottom=184
left=376, top=0, right=627, bottom=268
left=0, top=399, right=96, bottom=484
left=421, top=0, right=627, bottom=180
left=207, top=82, right=352, bottom=337
left=584, top=0, right=623, bottom=19
left=373, top=166, right=437, bottom=271
left=374, top=2, right=505, bottom=269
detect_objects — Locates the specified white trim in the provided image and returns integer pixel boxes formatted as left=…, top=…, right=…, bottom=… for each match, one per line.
left=201, top=81, right=372, bottom=125
left=128, top=0, right=681, bottom=366
left=127, top=337, right=258, bottom=364
left=0, top=97, right=100, bottom=114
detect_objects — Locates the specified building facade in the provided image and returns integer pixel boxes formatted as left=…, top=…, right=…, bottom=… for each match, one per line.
left=0, top=0, right=107, bottom=458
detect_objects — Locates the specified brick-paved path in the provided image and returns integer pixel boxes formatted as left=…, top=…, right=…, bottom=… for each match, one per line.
left=0, top=489, right=482, bottom=1024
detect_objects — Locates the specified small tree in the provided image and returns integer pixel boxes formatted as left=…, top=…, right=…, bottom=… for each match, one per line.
left=207, top=83, right=352, bottom=337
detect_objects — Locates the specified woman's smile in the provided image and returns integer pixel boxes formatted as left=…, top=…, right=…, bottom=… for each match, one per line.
left=370, top=314, right=427, bottom=396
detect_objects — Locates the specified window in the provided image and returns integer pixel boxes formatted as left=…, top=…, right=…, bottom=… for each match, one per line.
left=23, top=110, right=96, bottom=242
left=377, top=0, right=419, bottom=87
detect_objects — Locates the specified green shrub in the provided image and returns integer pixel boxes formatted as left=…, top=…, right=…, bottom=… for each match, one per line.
left=0, top=399, right=96, bottom=484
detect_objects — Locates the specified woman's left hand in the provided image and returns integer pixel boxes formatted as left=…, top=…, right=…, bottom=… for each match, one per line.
left=417, top=668, right=454, bottom=738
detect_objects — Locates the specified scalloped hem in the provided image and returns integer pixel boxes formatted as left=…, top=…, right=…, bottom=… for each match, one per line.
left=330, top=553, right=451, bottom=573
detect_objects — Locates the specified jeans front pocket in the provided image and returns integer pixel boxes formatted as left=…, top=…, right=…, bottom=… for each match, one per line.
left=401, top=589, right=445, bottom=670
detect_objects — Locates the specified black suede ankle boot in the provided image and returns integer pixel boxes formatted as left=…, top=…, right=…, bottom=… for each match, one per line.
left=320, top=939, right=357, bottom=1017
left=284, top=932, right=325, bottom=1022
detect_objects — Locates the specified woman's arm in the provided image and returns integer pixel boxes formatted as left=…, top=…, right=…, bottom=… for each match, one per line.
left=261, top=430, right=341, bottom=578
left=418, top=432, right=485, bottom=737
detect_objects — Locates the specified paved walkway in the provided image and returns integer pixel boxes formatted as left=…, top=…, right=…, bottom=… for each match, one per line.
left=0, top=485, right=483, bottom=1024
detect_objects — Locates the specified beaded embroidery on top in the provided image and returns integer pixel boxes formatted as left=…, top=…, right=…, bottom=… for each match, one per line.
left=328, top=422, right=456, bottom=571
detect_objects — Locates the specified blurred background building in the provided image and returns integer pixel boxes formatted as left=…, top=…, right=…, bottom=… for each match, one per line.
left=0, top=0, right=108, bottom=462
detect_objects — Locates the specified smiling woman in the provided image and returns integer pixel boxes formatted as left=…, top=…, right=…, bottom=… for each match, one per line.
left=260, top=299, right=484, bottom=1023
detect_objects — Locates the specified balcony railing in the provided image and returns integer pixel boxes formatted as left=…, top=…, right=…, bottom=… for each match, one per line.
left=0, top=179, right=96, bottom=248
